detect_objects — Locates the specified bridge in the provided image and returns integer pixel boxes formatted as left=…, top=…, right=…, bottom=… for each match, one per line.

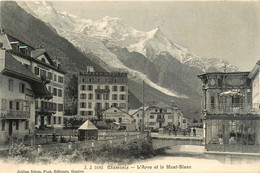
left=151, top=134, right=204, bottom=150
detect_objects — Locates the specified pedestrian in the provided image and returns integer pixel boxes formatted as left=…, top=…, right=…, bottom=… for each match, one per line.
left=193, top=127, right=196, bottom=137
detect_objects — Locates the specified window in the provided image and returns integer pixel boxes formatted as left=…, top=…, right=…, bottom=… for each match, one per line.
left=53, top=103, right=57, bottom=111
left=53, top=117, right=56, bottom=124
left=53, top=88, right=57, bottom=96
left=112, top=94, right=118, bottom=100
left=9, top=101, right=13, bottom=110
left=119, top=103, right=126, bottom=109
left=34, top=67, right=39, bottom=75
left=48, top=86, right=51, bottom=93
left=113, top=86, right=118, bottom=91
left=114, top=79, right=117, bottom=83
left=54, top=74, right=57, bottom=81
left=119, top=118, right=122, bottom=123
left=40, top=69, right=46, bottom=78
left=35, top=115, right=38, bottom=125
left=88, top=85, right=93, bottom=91
left=41, top=58, right=46, bottom=63
left=211, top=96, right=215, bottom=109
left=1, top=99, right=6, bottom=110
left=19, top=83, right=25, bottom=93
left=80, top=102, right=86, bottom=108
left=150, top=115, right=154, bottom=119
left=58, top=104, right=63, bottom=112
left=105, top=103, right=109, bottom=109
left=120, top=86, right=125, bottom=92
left=15, top=120, right=19, bottom=130
left=47, top=117, right=51, bottom=125
left=58, top=89, right=62, bottom=97
left=89, top=78, right=92, bottom=82
left=97, top=78, right=100, bottom=83
left=25, top=121, right=29, bottom=130
left=120, top=94, right=125, bottom=100
left=103, top=94, right=109, bottom=100
left=35, top=100, right=38, bottom=109
left=88, top=94, right=93, bottom=100
left=81, top=85, right=86, bottom=91
left=80, top=111, right=85, bottom=116
left=58, top=117, right=61, bottom=124
left=16, top=101, right=20, bottom=111
left=80, top=94, right=86, bottom=99
left=23, top=101, right=29, bottom=112
left=88, top=111, right=93, bottom=116
left=105, top=86, right=109, bottom=90
left=112, top=103, right=118, bottom=108
left=8, top=79, right=13, bottom=91
left=58, top=76, right=64, bottom=83
left=95, top=103, right=102, bottom=110
left=1, top=120, right=5, bottom=131
left=47, top=72, right=52, bottom=80
left=82, top=78, right=85, bottom=82
left=88, top=102, right=92, bottom=109
left=96, top=94, right=101, bottom=100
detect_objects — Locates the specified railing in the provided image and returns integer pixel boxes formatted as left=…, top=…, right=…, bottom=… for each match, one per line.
left=156, top=118, right=165, bottom=122
left=0, top=110, right=30, bottom=119
left=208, top=103, right=260, bottom=114
left=95, top=89, right=110, bottom=93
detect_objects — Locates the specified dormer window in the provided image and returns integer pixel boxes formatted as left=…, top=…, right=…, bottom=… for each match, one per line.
left=19, top=45, right=28, bottom=55
left=41, top=58, right=46, bottom=63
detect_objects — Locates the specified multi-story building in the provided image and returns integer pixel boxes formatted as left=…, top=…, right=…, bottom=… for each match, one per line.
left=78, top=67, right=128, bottom=118
left=0, top=45, right=51, bottom=142
left=198, top=71, right=260, bottom=153
left=130, top=102, right=186, bottom=131
left=0, top=31, right=66, bottom=129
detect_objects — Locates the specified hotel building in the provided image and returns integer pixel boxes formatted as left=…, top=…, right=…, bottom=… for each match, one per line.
left=78, top=67, right=128, bottom=118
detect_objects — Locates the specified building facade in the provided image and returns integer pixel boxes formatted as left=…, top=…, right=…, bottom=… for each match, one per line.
left=198, top=72, right=260, bottom=153
left=78, top=67, right=128, bottom=118
left=0, top=31, right=65, bottom=129
left=130, top=102, right=186, bottom=131
left=0, top=46, right=51, bottom=142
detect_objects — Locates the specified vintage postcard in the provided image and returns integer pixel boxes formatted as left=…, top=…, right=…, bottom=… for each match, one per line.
left=0, top=0, right=260, bottom=173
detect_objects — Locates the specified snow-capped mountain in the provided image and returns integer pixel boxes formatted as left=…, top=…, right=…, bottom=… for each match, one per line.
left=17, top=1, right=238, bottom=99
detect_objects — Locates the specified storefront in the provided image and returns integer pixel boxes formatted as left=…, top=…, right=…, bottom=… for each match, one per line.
left=205, top=115, right=260, bottom=153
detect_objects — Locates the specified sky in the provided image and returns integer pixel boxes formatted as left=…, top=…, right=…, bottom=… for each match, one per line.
left=52, top=1, right=260, bottom=71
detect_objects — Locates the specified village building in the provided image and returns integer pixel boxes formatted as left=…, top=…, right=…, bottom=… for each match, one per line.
left=198, top=71, right=260, bottom=153
left=102, top=107, right=135, bottom=131
left=0, top=46, right=51, bottom=142
left=78, top=67, right=129, bottom=118
left=0, top=31, right=66, bottom=129
left=130, top=102, right=186, bottom=131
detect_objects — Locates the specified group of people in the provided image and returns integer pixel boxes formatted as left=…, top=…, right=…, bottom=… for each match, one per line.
left=168, top=125, right=197, bottom=137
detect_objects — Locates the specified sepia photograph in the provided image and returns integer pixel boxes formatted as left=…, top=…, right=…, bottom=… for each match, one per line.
left=0, top=0, right=260, bottom=172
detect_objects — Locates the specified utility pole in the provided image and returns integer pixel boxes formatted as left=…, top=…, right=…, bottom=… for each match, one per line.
left=141, top=80, right=145, bottom=132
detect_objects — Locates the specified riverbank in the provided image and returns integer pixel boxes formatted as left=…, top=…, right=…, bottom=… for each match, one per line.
left=2, top=145, right=260, bottom=173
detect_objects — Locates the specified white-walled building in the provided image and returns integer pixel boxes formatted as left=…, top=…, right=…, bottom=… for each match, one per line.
left=130, top=102, right=186, bottom=131
left=0, top=31, right=66, bottom=129
left=78, top=67, right=128, bottom=118
left=0, top=47, right=50, bottom=142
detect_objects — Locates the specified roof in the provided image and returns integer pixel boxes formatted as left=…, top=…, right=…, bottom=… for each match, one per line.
left=78, top=120, right=98, bottom=130
left=103, top=106, right=134, bottom=119
left=197, top=71, right=250, bottom=79
left=2, top=51, right=51, bottom=98
left=153, top=102, right=171, bottom=109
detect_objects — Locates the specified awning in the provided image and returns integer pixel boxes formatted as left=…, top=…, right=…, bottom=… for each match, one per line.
left=219, top=90, right=244, bottom=97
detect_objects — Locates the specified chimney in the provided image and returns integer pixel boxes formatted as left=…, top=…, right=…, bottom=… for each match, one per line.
left=86, top=66, right=95, bottom=72
left=0, top=29, right=4, bottom=34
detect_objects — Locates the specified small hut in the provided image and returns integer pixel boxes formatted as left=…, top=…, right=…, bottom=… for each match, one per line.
left=78, top=120, right=98, bottom=141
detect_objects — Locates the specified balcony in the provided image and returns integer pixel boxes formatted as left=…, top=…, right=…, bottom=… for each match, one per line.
left=95, top=89, right=110, bottom=93
left=208, top=103, right=260, bottom=115
left=156, top=117, right=165, bottom=122
left=0, top=110, right=30, bottom=119
left=36, top=108, right=56, bottom=116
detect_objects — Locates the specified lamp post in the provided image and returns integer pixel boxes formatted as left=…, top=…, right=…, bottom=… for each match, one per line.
left=202, top=84, right=208, bottom=145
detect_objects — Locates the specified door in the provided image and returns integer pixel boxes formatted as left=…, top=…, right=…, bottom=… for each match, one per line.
left=9, top=120, right=13, bottom=136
